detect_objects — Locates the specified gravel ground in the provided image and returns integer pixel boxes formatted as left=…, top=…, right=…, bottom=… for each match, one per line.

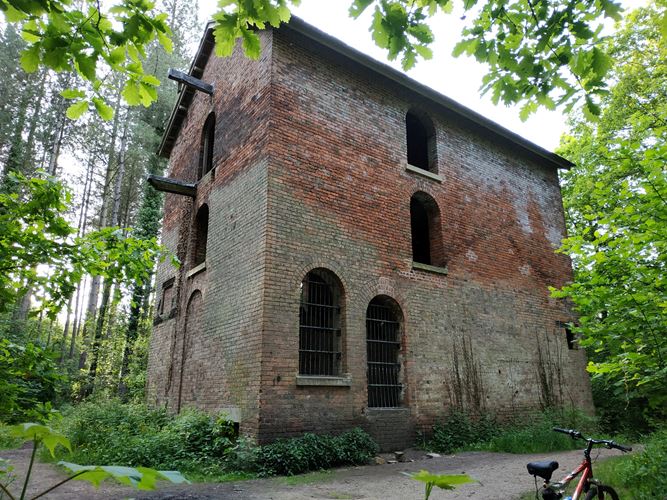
left=1, top=445, right=627, bottom=499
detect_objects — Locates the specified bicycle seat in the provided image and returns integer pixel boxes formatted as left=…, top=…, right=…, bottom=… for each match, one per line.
left=527, top=461, right=559, bottom=481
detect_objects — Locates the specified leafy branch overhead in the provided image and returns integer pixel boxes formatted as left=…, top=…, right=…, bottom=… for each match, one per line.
left=2, top=0, right=172, bottom=120
left=3, top=0, right=632, bottom=120
left=212, top=0, right=625, bottom=118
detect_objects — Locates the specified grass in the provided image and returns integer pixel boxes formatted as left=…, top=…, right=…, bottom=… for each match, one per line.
left=0, top=424, right=22, bottom=450
left=277, top=470, right=333, bottom=486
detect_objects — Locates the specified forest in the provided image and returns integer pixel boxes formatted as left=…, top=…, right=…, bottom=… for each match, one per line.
left=0, top=0, right=665, bottom=498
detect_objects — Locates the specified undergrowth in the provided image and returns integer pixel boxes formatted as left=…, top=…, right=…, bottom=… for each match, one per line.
left=51, top=400, right=378, bottom=478
left=424, top=408, right=598, bottom=454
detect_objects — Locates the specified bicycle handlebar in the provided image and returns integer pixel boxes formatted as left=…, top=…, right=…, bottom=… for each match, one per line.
left=552, top=427, right=632, bottom=452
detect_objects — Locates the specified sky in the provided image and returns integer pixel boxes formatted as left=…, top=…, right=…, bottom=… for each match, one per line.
left=200, top=1, right=573, bottom=152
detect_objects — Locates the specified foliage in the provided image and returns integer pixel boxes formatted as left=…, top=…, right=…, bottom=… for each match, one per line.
left=593, top=429, right=667, bottom=500
left=0, top=338, right=66, bottom=424
left=554, top=5, right=667, bottom=419
left=57, top=401, right=236, bottom=474
left=404, top=470, right=474, bottom=499
left=245, top=428, right=379, bottom=476
left=0, top=422, right=187, bottom=500
left=590, top=376, right=652, bottom=440
left=0, top=171, right=168, bottom=319
left=424, top=411, right=497, bottom=453
left=425, top=409, right=597, bottom=454
left=1, top=0, right=172, bottom=119
left=3, top=0, right=639, bottom=118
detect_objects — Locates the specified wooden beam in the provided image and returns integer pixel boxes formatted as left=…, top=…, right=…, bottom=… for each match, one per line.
left=168, top=68, right=214, bottom=95
left=147, top=175, right=197, bottom=197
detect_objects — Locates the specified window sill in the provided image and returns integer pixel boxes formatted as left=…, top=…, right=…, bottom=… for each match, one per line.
left=296, top=375, right=352, bottom=387
left=406, top=164, right=443, bottom=182
left=412, top=261, right=448, bottom=275
left=186, top=262, right=206, bottom=278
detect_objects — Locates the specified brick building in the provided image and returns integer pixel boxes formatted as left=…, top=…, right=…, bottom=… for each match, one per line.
left=146, top=18, right=594, bottom=450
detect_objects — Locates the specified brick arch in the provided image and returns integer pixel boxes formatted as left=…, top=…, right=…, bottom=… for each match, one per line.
left=177, top=289, right=204, bottom=411
left=358, top=277, right=408, bottom=323
left=292, top=260, right=349, bottom=302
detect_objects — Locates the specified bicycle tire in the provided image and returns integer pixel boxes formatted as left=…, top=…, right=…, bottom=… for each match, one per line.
left=585, top=485, right=620, bottom=500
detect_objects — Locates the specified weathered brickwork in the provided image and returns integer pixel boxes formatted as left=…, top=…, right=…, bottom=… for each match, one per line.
left=147, top=21, right=593, bottom=451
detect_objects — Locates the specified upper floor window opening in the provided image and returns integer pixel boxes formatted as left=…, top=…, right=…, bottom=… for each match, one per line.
left=199, top=113, right=215, bottom=179
left=192, top=204, right=209, bottom=267
left=299, top=268, right=344, bottom=376
left=410, top=191, right=445, bottom=267
left=406, top=109, right=437, bottom=173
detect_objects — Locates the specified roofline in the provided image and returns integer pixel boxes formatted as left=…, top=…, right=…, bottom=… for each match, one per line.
left=158, top=17, right=573, bottom=170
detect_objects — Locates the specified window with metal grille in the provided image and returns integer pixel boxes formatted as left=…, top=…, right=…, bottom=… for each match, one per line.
left=299, top=269, right=342, bottom=376
left=366, top=296, right=403, bottom=408
left=199, top=113, right=215, bottom=178
left=406, top=109, right=436, bottom=173
left=192, top=204, right=208, bottom=267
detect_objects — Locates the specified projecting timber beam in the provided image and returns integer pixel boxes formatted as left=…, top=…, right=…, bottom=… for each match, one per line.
left=147, top=175, right=197, bottom=197
left=168, top=68, right=214, bottom=95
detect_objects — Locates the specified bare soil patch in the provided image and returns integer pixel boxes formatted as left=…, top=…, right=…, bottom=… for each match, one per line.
left=1, top=445, right=626, bottom=499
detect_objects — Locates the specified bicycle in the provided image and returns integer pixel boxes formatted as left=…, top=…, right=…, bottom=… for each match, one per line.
left=526, top=427, right=632, bottom=500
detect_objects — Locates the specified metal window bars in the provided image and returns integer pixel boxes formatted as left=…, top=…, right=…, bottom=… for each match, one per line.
left=299, top=273, right=341, bottom=376
left=367, top=301, right=402, bottom=408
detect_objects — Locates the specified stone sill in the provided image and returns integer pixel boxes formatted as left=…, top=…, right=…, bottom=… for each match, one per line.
left=406, top=164, right=443, bottom=182
left=186, top=262, right=206, bottom=278
left=296, top=375, right=352, bottom=387
left=412, top=261, right=448, bottom=275
left=366, top=407, right=410, bottom=413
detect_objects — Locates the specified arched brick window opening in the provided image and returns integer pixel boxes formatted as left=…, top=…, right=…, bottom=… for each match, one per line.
left=192, top=204, right=209, bottom=267
left=367, top=295, right=404, bottom=408
left=406, top=109, right=436, bottom=172
left=199, top=113, right=215, bottom=179
left=177, top=290, right=203, bottom=412
left=299, top=268, right=343, bottom=376
left=410, top=191, right=444, bottom=267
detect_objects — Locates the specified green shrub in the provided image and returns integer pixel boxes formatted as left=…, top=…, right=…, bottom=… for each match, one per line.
left=252, top=428, right=378, bottom=476
left=597, top=429, right=667, bottom=499
left=425, top=408, right=597, bottom=454
left=57, top=400, right=235, bottom=473
left=591, top=377, right=653, bottom=439
left=0, top=338, right=67, bottom=423
left=426, top=411, right=497, bottom=453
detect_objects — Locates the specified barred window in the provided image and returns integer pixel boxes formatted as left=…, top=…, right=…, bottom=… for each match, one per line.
left=367, top=296, right=403, bottom=408
left=299, top=269, right=342, bottom=376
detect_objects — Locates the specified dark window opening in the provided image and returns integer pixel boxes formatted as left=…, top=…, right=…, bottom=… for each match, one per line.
left=199, top=113, right=215, bottom=179
left=410, top=192, right=444, bottom=266
left=565, top=328, right=575, bottom=350
left=406, top=110, right=436, bottom=172
left=193, top=204, right=208, bottom=267
left=299, top=269, right=342, bottom=376
left=367, top=296, right=403, bottom=408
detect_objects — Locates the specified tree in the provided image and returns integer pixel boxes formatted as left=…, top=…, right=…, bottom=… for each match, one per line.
left=553, top=5, right=667, bottom=419
left=2, top=0, right=630, bottom=119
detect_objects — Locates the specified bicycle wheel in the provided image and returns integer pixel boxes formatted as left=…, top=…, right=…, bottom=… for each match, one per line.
left=585, top=485, right=620, bottom=500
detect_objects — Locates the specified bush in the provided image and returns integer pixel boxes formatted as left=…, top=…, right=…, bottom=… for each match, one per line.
left=251, top=428, right=378, bottom=476
left=591, top=377, right=653, bottom=439
left=0, top=338, right=67, bottom=423
left=603, top=429, right=667, bottom=499
left=425, top=408, right=597, bottom=454
left=57, top=400, right=235, bottom=473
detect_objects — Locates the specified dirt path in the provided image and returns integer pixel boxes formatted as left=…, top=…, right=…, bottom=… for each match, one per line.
left=1, top=445, right=627, bottom=500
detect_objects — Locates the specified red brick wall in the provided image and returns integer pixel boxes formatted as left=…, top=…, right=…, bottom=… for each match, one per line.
left=148, top=24, right=593, bottom=451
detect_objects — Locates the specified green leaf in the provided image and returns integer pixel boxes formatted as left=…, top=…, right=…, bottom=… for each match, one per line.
left=61, top=88, right=86, bottom=99
left=122, top=81, right=142, bottom=106
left=349, top=0, right=373, bottom=18
left=240, top=28, right=260, bottom=59
left=92, top=97, right=114, bottom=121
left=20, top=45, right=40, bottom=73
left=66, top=100, right=89, bottom=120
left=75, top=53, right=97, bottom=81
left=157, top=30, right=173, bottom=53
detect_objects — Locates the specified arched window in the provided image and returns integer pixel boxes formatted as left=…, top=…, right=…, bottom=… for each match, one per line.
left=192, top=204, right=209, bottom=267
left=367, top=296, right=403, bottom=408
left=299, top=268, right=343, bottom=376
left=410, top=192, right=444, bottom=267
left=177, top=290, right=203, bottom=411
left=199, top=113, right=215, bottom=178
left=406, top=109, right=436, bottom=172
